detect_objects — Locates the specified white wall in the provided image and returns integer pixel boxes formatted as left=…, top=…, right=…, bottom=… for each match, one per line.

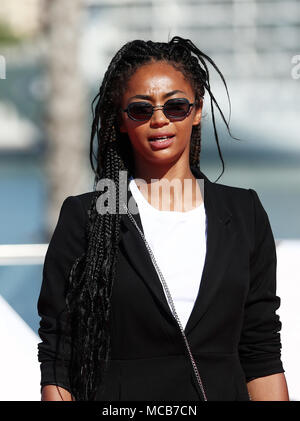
left=0, top=295, right=40, bottom=401
left=276, top=240, right=300, bottom=401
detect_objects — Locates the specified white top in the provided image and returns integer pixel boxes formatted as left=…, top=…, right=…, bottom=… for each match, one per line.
left=128, top=176, right=207, bottom=329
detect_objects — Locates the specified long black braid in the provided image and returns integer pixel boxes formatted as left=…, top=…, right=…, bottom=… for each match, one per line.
left=61, top=36, right=239, bottom=401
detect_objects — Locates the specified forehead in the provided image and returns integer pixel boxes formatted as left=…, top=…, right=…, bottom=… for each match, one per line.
left=124, top=61, right=194, bottom=97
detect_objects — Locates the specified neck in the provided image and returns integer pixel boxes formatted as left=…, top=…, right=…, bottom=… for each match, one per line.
left=133, top=158, right=195, bottom=183
left=132, top=161, right=203, bottom=212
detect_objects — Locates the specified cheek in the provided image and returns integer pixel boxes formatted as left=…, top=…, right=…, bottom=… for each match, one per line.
left=177, top=119, right=194, bottom=141
left=126, top=123, right=148, bottom=141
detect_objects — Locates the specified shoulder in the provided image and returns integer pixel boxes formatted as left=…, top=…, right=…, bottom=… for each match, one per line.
left=209, top=179, right=257, bottom=214
left=53, top=191, right=97, bottom=243
left=209, top=181, right=270, bottom=252
left=196, top=167, right=254, bottom=209
left=71, top=190, right=98, bottom=211
left=214, top=183, right=270, bottom=229
left=60, top=191, right=97, bottom=218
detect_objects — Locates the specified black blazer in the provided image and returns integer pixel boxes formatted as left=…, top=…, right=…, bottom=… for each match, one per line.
left=37, top=166, right=284, bottom=401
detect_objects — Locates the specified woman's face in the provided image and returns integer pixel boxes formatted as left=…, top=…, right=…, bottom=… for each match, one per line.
left=119, top=61, right=202, bottom=172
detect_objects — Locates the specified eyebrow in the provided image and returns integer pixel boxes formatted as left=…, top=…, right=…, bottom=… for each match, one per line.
left=128, top=90, right=186, bottom=101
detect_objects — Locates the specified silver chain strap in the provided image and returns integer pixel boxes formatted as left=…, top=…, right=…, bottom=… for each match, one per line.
left=123, top=203, right=208, bottom=401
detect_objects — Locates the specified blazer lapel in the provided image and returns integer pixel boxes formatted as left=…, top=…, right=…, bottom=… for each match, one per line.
left=120, top=187, right=176, bottom=324
left=119, top=167, right=237, bottom=336
left=184, top=166, right=237, bottom=335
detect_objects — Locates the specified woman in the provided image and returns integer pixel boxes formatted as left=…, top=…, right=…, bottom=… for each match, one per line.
left=38, top=37, right=289, bottom=401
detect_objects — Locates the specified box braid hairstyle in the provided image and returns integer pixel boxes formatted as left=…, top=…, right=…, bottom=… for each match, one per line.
left=61, top=36, right=238, bottom=401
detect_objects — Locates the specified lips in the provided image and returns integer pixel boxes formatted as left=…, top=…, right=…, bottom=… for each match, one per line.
left=148, top=134, right=175, bottom=151
left=148, top=134, right=175, bottom=142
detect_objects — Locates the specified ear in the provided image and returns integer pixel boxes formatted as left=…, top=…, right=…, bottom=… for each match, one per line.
left=118, top=112, right=128, bottom=133
left=192, top=102, right=203, bottom=126
left=119, top=122, right=127, bottom=133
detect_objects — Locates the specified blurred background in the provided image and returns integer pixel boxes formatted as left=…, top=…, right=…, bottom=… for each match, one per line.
left=0, top=0, right=299, bottom=401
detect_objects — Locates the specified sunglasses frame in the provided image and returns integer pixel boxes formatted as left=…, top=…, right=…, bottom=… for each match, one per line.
left=122, top=98, right=195, bottom=122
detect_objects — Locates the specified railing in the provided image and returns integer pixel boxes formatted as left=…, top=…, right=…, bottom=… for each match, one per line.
left=0, top=239, right=294, bottom=265
left=0, top=244, right=48, bottom=266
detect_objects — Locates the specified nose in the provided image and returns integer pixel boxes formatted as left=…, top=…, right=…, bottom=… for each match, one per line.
left=150, top=106, right=169, bottom=127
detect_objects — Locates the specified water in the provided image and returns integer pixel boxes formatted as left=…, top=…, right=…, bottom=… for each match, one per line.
left=0, top=155, right=46, bottom=333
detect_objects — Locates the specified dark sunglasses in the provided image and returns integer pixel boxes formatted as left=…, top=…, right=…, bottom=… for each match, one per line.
left=122, top=98, right=195, bottom=122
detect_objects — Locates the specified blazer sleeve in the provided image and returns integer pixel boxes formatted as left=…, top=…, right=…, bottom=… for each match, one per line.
left=37, top=195, right=87, bottom=393
left=238, top=188, right=284, bottom=382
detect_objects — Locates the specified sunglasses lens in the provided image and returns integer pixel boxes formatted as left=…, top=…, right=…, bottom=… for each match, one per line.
left=164, top=99, right=190, bottom=118
left=128, top=103, right=152, bottom=120
left=126, top=99, right=191, bottom=121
